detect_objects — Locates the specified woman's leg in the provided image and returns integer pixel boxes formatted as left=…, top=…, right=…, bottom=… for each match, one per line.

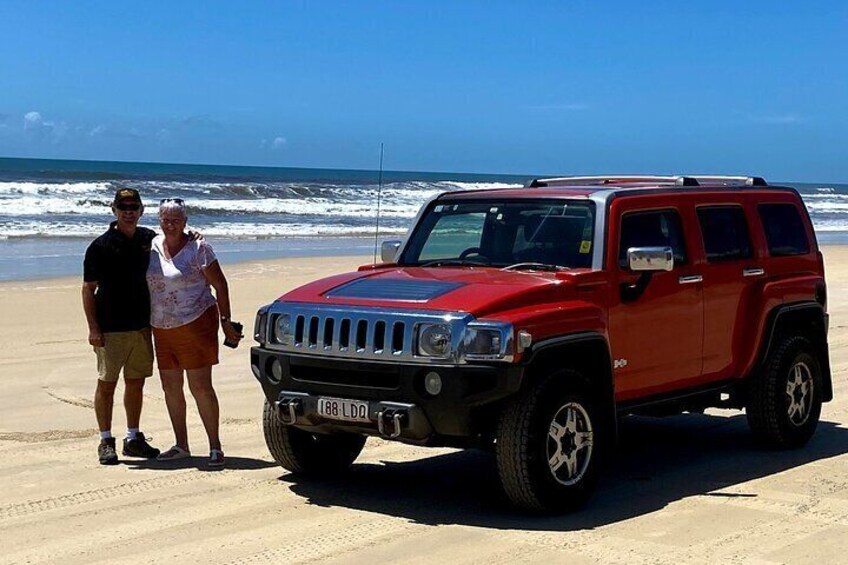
left=186, top=366, right=221, bottom=451
left=159, top=369, right=189, bottom=450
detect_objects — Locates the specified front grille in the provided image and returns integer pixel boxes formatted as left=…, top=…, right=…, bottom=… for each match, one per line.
left=264, top=303, right=473, bottom=364
left=294, top=313, right=407, bottom=355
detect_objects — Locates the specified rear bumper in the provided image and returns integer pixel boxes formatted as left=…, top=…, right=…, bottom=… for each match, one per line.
left=251, top=346, right=525, bottom=442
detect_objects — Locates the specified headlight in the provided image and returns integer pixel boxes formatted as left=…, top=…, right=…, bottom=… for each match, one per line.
left=463, top=327, right=503, bottom=357
left=417, top=323, right=452, bottom=357
left=273, top=313, right=293, bottom=345
left=254, top=308, right=269, bottom=344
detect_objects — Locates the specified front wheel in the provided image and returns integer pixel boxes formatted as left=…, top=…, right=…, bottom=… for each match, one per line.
left=262, top=399, right=366, bottom=476
left=746, top=336, right=823, bottom=449
left=496, top=372, right=603, bottom=513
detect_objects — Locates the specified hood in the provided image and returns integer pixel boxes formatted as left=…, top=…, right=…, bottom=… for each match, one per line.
left=280, top=266, right=584, bottom=317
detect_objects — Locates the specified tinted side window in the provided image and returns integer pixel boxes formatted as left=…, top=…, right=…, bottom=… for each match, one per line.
left=697, top=206, right=753, bottom=262
left=758, top=204, right=810, bottom=256
left=619, top=210, right=687, bottom=268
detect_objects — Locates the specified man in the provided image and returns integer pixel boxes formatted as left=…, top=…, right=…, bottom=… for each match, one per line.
left=82, top=188, right=161, bottom=465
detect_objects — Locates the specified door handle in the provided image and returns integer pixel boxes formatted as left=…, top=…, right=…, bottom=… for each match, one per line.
left=743, top=268, right=765, bottom=277
left=679, top=275, right=703, bottom=285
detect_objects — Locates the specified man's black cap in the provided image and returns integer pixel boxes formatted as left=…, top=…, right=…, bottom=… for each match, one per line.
left=113, top=188, right=142, bottom=206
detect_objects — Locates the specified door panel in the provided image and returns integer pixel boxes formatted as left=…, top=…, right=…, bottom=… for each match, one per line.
left=607, top=200, right=704, bottom=401
left=696, top=204, right=759, bottom=379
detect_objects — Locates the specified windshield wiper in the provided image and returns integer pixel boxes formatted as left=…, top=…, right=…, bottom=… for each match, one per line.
left=419, top=259, right=488, bottom=267
left=501, top=262, right=569, bottom=272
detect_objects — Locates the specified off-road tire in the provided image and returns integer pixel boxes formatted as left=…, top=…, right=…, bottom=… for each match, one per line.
left=262, top=399, right=366, bottom=475
left=747, top=336, right=823, bottom=449
left=495, top=370, right=603, bottom=513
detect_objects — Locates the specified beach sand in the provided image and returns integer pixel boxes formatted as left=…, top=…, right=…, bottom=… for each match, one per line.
left=0, top=251, right=846, bottom=565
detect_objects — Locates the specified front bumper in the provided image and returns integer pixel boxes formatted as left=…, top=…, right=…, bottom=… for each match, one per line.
left=251, top=346, right=525, bottom=443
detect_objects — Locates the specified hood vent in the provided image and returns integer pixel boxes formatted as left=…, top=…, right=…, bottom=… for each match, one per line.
left=325, top=278, right=464, bottom=302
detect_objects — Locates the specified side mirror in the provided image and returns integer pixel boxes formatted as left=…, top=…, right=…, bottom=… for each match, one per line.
left=381, top=240, right=402, bottom=263
left=628, top=246, right=674, bottom=272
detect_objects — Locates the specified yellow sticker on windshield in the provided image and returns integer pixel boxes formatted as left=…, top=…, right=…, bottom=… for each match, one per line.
left=579, top=240, right=592, bottom=254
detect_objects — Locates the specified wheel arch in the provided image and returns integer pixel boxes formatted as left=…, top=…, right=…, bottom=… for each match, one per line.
left=754, top=302, right=832, bottom=402
left=523, top=332, right=618, bottom=444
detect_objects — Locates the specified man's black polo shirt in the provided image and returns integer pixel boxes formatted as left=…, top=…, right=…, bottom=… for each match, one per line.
left=83, top=222, right=156, bottom=332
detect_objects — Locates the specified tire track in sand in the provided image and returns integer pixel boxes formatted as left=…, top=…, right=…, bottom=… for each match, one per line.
left=0, top=473, right=211, bottom=520
left=0, top=429, right=98, bottom=443
left=226, top=516, right=424, bottom=564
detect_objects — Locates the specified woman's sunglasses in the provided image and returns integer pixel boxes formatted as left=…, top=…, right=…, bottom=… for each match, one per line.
left=160, top=198, right=185, bottom=206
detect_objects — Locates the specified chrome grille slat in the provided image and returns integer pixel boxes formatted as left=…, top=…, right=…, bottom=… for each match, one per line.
left=339, top=318, right=351, bottom=350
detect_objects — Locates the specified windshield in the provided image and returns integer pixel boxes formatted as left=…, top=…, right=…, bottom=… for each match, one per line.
left=401, top=199, right=596, bottom=269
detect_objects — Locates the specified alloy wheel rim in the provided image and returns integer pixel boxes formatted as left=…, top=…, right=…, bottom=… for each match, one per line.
left=786, top=361, right=814, bottom=427
left=546, top=402, right=594, bottom=486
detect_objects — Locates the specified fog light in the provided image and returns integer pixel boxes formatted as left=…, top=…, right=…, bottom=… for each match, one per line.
left=424, top=371, right=442, bottom=396
left=251, top=364, right=261, bottom=380
left=270, top=359, right=283, bottom=383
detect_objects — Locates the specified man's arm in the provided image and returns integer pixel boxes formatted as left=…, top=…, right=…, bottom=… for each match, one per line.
left=82, top=281, right=104, bottom=347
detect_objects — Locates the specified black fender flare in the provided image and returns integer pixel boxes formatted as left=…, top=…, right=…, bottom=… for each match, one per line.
left=522, top=332, right=618, bottom=445
left=755, top=301, right=832, bottom=402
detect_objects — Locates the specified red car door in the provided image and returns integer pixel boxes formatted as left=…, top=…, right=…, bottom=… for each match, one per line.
left=607, top=196, right=705, bottom=401
left=694, top=198, right=762, bottom=382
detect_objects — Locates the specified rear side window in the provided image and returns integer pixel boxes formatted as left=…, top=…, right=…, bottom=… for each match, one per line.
left=697, top=206, right=753, bottom=262
left=758, top=204, right=810, bottom=256
left=619, top=209, right=687, bottom=268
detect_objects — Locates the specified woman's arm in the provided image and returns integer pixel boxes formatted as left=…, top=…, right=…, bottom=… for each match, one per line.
left=202, top=260, right=242, bottom=344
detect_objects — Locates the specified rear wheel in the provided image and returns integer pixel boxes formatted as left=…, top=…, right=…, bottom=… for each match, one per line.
left=747, top=336, right=823, bottom=449
left=496, top=371, right=603, bottom=512
left=262, top=399, right=366, bottom=475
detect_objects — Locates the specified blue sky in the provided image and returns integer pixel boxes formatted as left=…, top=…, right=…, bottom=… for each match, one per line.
left=0, top=1, right=846, bottom=181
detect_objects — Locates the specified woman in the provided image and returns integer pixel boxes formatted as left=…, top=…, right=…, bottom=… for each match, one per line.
left=146, top=198, right=242, bottom=468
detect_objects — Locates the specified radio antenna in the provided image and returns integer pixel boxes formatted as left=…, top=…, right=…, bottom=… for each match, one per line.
left=373, top=142, right=384, bottom=264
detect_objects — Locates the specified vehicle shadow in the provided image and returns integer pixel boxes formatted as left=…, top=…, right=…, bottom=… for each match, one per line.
left=282, top=413, right=848, bottom=530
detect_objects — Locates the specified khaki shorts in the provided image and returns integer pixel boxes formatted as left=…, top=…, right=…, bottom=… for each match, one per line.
left=95, top=328, right=154, bottom=382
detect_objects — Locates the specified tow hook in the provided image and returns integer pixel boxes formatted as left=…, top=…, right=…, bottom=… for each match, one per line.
left=377, top=408, right=408, bottom=439
left=275, top=396, right=302, bottom=425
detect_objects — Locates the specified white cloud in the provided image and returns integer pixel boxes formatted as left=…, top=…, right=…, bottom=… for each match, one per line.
left=23, top=110, right=67, bottom=143
left=24, top=111, right=49, bottom=130
left=273, top=136, right=286, bottom=148
left=89, top=125, right=106, bottom=136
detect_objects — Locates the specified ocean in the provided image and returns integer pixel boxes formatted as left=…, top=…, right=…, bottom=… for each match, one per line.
left=0, top=157, right=846, bottom=281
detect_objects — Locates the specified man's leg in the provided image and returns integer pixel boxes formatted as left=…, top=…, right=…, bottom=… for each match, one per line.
left=94, top=379, right=119, bottom=465
left=187, top=366, right=221, bottom=452
left=119, top=328, right=160, bottom=458
left=95, top=379, right=117, bottom=434
left=124, top=377, right=144, bottom=430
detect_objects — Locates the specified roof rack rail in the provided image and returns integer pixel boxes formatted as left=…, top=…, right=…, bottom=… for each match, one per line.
left=687, top=175, right=768, bottom=186
left=527, top=175, right=700, bottom=188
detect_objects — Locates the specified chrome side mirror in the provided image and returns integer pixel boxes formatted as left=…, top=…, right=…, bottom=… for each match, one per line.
left=628, top=246, right=673, bottom=271
left=380, top=240, right=402, bottom=263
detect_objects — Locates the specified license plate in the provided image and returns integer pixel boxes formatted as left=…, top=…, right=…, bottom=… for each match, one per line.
left=317, top=397, right=370, bottom=423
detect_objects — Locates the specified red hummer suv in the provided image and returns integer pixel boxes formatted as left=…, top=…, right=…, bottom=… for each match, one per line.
left=250, top=175, right=832, bottom=512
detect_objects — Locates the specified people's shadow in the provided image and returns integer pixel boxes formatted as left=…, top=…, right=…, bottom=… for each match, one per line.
left=123, top=455, right=278, bottom=472
left=282, top=413, right=848, bottom=530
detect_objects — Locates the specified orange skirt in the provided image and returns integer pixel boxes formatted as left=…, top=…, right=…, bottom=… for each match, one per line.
left=152, top=306, right=219, bottom=370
